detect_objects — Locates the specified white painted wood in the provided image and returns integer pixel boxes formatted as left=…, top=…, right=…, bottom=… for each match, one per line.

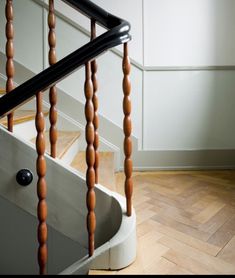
left=0, top=127, right=111, bottom=246
left=59, top=137, right=80, bottom=165
left=0, top=126, right=137, bottom=273
left=14, top=120, right=37, bottom=141
left=0, top=196, right=87, bottom=275
left=61, top=188, right=137, bottom=274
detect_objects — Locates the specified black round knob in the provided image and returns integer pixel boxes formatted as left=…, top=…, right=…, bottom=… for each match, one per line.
left=16, top=169, right=33, bottom=186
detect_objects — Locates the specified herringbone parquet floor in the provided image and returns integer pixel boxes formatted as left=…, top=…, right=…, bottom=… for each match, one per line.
left=90, top=170, right=235, bottom=275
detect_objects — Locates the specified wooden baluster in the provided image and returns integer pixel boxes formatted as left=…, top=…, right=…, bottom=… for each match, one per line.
left=36, top=92, right=48, bottom=275
left=91, top=19, right=99, bottom=184
left=85, top=61, right=96, bottom=256
left=5, top=0, right=15, bottom=132
left=123, top=43, right=133, bottom=217
left=48, top=0, right=57, bottom=158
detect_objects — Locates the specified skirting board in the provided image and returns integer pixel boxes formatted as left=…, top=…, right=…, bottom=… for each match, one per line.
left=129, top=149, right=235, bottom=170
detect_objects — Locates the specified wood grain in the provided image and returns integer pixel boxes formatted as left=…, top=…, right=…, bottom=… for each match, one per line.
left=122, top=42, right=133, bottom=216
left=84, top=61, right=96, bottom=257
left=5, top=0, right=15, bottom=132
left=48, top=0, right=58, bottom=158
left=35, top=92, right=47, bottom=275
left=0, top=110, right=48, bottom=127
left=31, top=130, right=80, bottom=159
left=91, top=19, right=99, bottom=185
left=0, top=88, right=6, bottom=94
left=90, top=170, right=235, bottom=275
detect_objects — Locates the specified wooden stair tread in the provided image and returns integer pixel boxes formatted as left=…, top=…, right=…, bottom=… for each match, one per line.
left=71, top=151, right=116, bottom=191
left=0, top=88, right=6, bottom=95
left=31, top=130, right=81, bottom=159
left=0, top=110, right=49, bottom=127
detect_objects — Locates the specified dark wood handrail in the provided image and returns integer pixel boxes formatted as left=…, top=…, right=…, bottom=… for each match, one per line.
left=0, top=0, right=131, bottom=117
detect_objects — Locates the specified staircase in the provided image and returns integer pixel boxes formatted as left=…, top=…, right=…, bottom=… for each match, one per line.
left=2, top=106, right=115, bottom=190
left=0, top=0, right=136, bottom=275
left=0, top=105, right=136, bottom=275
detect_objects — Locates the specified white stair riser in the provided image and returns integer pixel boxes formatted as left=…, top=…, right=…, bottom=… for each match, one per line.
left=14, top=120, right=37, bottom=141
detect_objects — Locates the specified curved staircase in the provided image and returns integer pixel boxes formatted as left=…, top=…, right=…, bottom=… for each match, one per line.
left=0, top=107, right=136, bottom=274
left=0, top=0, right=136, bottom=275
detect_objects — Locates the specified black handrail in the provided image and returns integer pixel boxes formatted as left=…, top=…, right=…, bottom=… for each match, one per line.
left=0, top=0, right=131, bottom=117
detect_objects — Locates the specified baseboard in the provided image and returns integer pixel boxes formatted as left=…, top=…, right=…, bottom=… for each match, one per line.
left=129, top=149, right=235, bottom=170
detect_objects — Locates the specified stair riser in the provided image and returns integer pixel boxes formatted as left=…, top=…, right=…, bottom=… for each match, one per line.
left=14, top=120, right=37, bottom=141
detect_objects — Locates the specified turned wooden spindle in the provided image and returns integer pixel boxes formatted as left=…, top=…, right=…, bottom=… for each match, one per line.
left=48, top=0, right=58, bottom=158
left=36, top=92, right=48, bottom=275
left=91, top=19, right=99, bottom=184
left=85, top=61, right=96, bottom=256
left=122, top=43, right=133, bottom=217
left=5, top=0, right=15, bottom=132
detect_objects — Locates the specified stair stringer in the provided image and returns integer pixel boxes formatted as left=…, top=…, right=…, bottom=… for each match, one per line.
left=0, top=125, right=136, bottom=272
left=61, top=191, right=137, bottom=274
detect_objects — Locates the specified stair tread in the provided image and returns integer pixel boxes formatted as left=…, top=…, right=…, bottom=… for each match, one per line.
left=71, top=151, right=116, bottom=191
left=0, top=88, right=5, bottom=95
left=31, top=130, right=81, bottom=159
left=0, top=109, right=49, bottom=127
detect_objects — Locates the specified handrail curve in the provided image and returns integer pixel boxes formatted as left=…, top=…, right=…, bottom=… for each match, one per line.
left=0, top=0, right=131, bottom=117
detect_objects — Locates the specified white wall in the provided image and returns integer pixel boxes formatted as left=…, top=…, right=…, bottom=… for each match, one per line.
left=144, top=0, right=235, bottom=67
left=141, top=0, right=235, bottom=150
left=92, top=0, right=235, bottom=151
left=54, top=0, right=143, bottom=65
left=144, top=70, right=235, bottom=150
left=0, top=0, right=44, bottom=74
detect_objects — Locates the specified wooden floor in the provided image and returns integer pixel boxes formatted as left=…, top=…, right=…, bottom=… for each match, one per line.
left=90, top=170, right=235, bottom=275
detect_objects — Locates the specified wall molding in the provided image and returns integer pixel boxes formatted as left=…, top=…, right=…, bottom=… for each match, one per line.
left=130, top=149, right=235, bottom=170
left=145, top=66, right=235, bottom=72
left=32, top=0, right=235, bottom=73
left=1, top=52, right=235, bottom=170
